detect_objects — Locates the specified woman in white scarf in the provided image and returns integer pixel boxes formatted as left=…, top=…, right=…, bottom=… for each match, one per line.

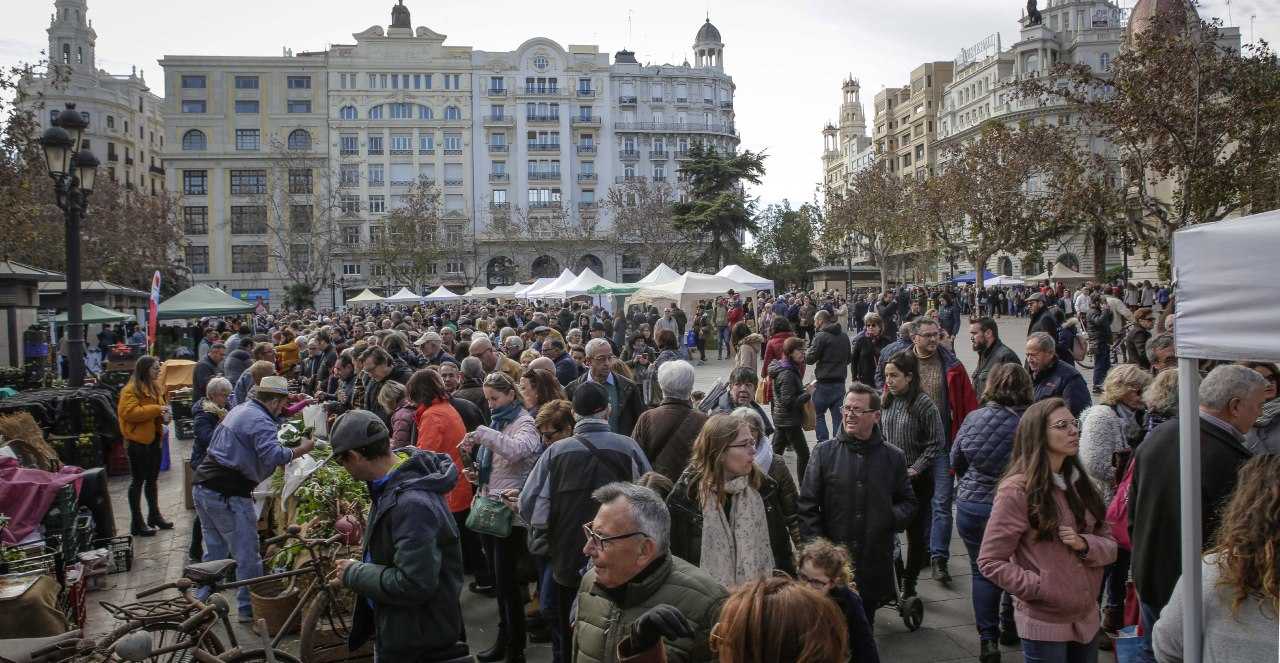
left=667, top=414, right=796, bottom=588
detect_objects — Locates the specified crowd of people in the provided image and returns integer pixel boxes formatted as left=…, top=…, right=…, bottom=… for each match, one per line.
left=111, top=278, right=1278, bottom=663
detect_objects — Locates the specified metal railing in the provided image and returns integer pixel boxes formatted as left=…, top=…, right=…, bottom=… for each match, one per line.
left=528, top=200, right=562, bottom=209
left=571, top=115, right=600, bottom=125
left=444, top=178, right=464, bottom=186
left=527, top=143, right=561, bottom=152
left=577, top=173, right=597, bottom=181
left=650, top=150, right=669, bottom=159
left=618, top=95, right=638, bottom=104
left=576, top=144, right=596, bottom=155
left=613, top=121, right=737, bottom=135
left=524, top=87, right=561, bottom=95
left=487, top=87, right=507, bottom=96
left=443, top=148, right=463, bottom=155
left=489, top=144, right=508, bottom=153
left=620, top=149, right=640, bottom=159
left=576, top=88, right=595, bottom=97
left=489, top=173, right=510, bottom=182
left=528, top=171, right=561, bottom=181
left=526, top=114, right=561, bottom=123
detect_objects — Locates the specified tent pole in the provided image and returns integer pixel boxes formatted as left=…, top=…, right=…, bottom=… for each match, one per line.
left=1176, top=357, right=1204, bottom=663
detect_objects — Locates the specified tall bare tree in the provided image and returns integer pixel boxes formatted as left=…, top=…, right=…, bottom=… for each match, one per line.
left=258, top=136, right=344, bottom=305
left=821, top=156, right=917, bottom=292
left=602, top=177, right=703, bottom=273
left=364, top=179, right=450, bottom=294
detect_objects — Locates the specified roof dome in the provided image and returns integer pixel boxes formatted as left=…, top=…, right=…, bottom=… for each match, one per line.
left=1127, top=0, right=1196, bottom=39
left=695, top=18, right=721, bottom=44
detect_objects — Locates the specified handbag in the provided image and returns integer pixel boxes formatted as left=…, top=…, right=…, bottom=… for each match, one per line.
left=465, top=492, right=514, bottom=538
left=757, top=376, right=772, bottom=404
left=801, top=400, right=817, bottom=432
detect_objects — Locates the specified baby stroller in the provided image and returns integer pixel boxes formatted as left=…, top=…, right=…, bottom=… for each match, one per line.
left=878, top=532, right=925, bottom=630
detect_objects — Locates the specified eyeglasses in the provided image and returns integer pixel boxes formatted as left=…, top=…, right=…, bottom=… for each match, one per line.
left=582, top=522, right=646, bottom=551
left=797, top=570, right=832, bottom=590
left=709, top=622, right=725, bottom=654
left=590, top=354, right=614, bottom=363
left=1049, top=418, right=1081, bottom=431
left=841, top=406, right=879, bottom=417
left=539, top=427, right=568, bottom=440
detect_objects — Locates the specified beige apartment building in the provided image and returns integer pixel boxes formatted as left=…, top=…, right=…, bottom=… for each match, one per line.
left=873, top=61, right=954, bottom=183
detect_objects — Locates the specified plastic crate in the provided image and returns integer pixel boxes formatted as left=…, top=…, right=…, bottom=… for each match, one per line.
left=73, top=510, right=95, bottom=557
left=2, top=539, right=61, bottom=578
left=42, top=485, right=78, bottom=558
left=92, top=535, right=133, bottom=574
left=175, top=417, right=195, bottom=440
left=64, top=563, right=87, bottom=628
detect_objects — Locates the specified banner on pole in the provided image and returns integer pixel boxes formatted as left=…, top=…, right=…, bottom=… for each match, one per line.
left=148, top=271, right=161, bottom=352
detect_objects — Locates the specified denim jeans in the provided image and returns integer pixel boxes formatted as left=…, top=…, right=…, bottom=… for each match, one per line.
left=954, top=500, right=1015, bottom=642
left=1021, top=636, right=1099, bottom=663
left=1135, top=601, right=1159, bottom=663
left=192, top=485, right=262, bottom=617
left=929, top=451, right=954, bottom=561
left=811, top=381, right=846, bottom=442
left=1092, top=339, right=1111, bottom=389
left=717, top=325, right=730, bottom=358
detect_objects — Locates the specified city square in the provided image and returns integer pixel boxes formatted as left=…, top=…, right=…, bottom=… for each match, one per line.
left=1, top=0, right=1278, bottom=662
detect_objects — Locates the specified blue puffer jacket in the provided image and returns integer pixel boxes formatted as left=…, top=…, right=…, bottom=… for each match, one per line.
left=951, top=404, right=1025, bottom=505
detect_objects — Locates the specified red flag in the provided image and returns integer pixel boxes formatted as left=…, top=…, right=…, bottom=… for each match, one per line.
left=148, top=271, right=161, bottom=352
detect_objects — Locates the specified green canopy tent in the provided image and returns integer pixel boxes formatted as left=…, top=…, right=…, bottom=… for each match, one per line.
left=54, top=303, right=131, bottom=324
left=586, top=284, right=640, bottom=295
left=156, top=284, right=255, bottom=320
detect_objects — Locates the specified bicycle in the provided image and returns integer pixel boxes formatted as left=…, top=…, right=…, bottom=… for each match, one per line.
left=1077, top=324, right=1129, bottom=370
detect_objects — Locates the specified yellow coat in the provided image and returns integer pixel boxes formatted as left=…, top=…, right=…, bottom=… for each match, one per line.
left=117, top=381, right=166, bottom=444
left=275, top=341, right=301, bottom=374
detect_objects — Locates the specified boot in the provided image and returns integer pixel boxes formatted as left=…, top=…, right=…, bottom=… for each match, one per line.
left=931, top=557, right=952, bottom=586
left=476, top=633, right=506, bottom=663
left=129, top=482, right=156, bottom=537
left=145, top=481, right=174, bottom=530
left=900, top=575, right=918, bottom=598
left=979, top=639, right=1001, bottom=663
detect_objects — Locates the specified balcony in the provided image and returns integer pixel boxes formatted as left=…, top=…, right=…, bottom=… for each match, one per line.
left=340, top=148, right=358, bottom=157
left=615, top=175, right=646, bottom=183
left=107, top=153, right=118, bottom=162
left=368, top=148, right=384, bottom=155
left=490, top=201, right=510, bottom=210
left=390, top=179, right=415, bottom=187
left=124, top=156, right=134, bottom=165
left=528, top=171, right=561, bottom=181
left=527, top=142, right=560, bottom=154
left=675, top=149, right=691, bottom=159
left=419, top=147, right=435, bottom=155
left=576, top=88, right=595, bottom=98
left=524, top=86, right=561, bottom=96
left=576, top=144, right=596, bottom=155
left=650, top=150, right=669, bottom=160
left=675, top=97, right=689, bottom=104
left=703, top=98, right=714, bottom=105
left=528, top=200, right=562, bottom=210
left=444, top=178, right=464, bottom=187
left=487, top=87, right=508, bottom=97
left=613, top=121, right=737, bottom=136
left=618, top=95, right=638, bottom=105
left=390, top=148, right=412, bottom=156
left=489, top=173, right=510, bottom=182
left=720, top=101, right=733, bottom=109
left=571, top=115, right=601, bottom=127
left=652, top=176, right=667, bottom=182
left=576, top=173, right=597, bottom=182
left=484, top=114, right=514, bottom=126
left=650, top=97, right=665, bottom=103
left=577, top=201, right=597, bottom=210
left=149, top=165, right=165, bottom=175
left=443, top=148, right=463, bottom=156
left=526, top=114, right=560, bottom=125
left=620, top=149, right=640, bottom=160
left=488, top=144, right=508, bottom=154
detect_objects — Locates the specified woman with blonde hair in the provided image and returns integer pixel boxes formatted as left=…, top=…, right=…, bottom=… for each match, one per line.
left=1142, top=367, right=1179, bottom=433
left=117, top=355, right=171, bottom=536
left=376, top=379, right=415, bottom=449
left=667, top=414, right=796, bottom=587
left=1153, top=454, right=1280, bottom=663
left=708, top=576, right=848, bottom=663
left=796, top=539, right=879, bottom=663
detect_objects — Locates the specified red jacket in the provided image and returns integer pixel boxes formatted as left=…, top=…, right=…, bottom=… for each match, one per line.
left=416, top=398, right=472, bottom=513
left=944, top=360, right=979, bottom=442
left=761, top=331, right=795, bottom=377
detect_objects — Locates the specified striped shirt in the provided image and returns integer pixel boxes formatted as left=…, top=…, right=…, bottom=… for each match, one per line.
left=880, top=392, right=945, bottom=475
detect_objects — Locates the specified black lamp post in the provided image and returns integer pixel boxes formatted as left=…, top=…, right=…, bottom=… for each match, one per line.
left=39, top=103, right=98, bottom=386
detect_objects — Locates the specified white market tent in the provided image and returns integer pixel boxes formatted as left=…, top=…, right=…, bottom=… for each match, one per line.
left=463, top=286, right=492, bottom=299
left=523, top=269, right=576, bottom=299
left=1023, top=261, right=1090, bottom=284
left=634, top=263, right=681, bottom=286
left=382, top=287, right=421, bottom=304
left=346, top=289, right=383, bottom=304
left=1169, top=210, right=1280, bottom=663
left=629, top=271, right=757, bottom=312
left=490, top=284, right=527, bottom=300
left=987, top=275, right=1024, bottom=286
left=716, top=264, right=774, bottom=291
left=423, top=286, right=461, bottom=302
left=548, top=268, right=617, bottom=299
left=515, top=278, right=555, bottom=299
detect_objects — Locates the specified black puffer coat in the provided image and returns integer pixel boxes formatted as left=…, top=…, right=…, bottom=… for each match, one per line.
left=798, top=428, right=916, bottom=608
left=950, top=405, right=1025, bottom=505
left=768, top=359, right=809, bottom=429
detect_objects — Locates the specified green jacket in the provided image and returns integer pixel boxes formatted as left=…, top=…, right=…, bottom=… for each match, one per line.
left=573, top=555, right=727, bottom=663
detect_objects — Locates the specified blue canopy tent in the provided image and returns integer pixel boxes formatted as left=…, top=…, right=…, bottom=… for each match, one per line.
left=951, top=270, right=996, bottom=284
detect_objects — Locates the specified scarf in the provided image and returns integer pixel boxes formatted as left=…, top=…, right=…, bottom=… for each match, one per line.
left=477, top=400, right=524, bottom=487
left=700, top=475, right=775, bottom=589
left=201, top=398, right=228, bottom=421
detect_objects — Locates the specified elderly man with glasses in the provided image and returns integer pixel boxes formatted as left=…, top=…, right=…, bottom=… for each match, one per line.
left=573, top=482, right=727, bottom=663
left=1026, top=331, right=1091, bottom=418
left=565, top=338, right=647, bottom=437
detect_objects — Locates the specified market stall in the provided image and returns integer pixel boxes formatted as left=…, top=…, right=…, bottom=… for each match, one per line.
left=715, top=264, right=774, bottom=291
left=628, top=271, right=758, bottom=312
left=1022, top=262, right=1090, bottom=285
left=462, top=286, right=492, bottom=300
left=381, top=287, right=421, bottom=305
left=634, top=262, right=680, bottom=286
left=344, top=289, right=384, bottom=306
left=951, top=270, right=996, bottom=284
left=422, top=286, right=461, bottom=302
left=522, top=269, right=576, bottom=300
left=156, top=284, right=256, bottom=320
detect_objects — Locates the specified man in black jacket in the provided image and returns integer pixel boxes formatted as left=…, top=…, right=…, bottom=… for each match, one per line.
left=1128, top=364, right=1266, bottom=662
left=193, top=342, right=225, bottom=400
left=804, top=310, right=851, bottom=441
left=1025, top=332, right=1091, bottom=418
left=969, top=317, right=1021, bottom=397
left=799, top=383, right=916, bottom=626
left=519, top=383, right=651, bottom=662
left=1025, top=293, right=1059, bottom=339
left=850, top=313, right=890, bottom=387
left=361, top=347, right=413, bottom=424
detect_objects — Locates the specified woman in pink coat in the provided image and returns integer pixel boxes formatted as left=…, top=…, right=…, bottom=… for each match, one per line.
left=977, top=397, right=1116, bottom=663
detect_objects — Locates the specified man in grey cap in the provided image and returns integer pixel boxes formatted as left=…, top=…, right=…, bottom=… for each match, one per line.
left=415, top=331, right=456, bottom=367
left=329, top=409, right=469, bottom=662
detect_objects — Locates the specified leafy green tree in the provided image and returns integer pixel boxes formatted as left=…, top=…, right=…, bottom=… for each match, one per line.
left=747, top=200, right=819, bottom=290
left=672, top=142, right=767, bottom=271
left=822, top=156, right=917, bottom=293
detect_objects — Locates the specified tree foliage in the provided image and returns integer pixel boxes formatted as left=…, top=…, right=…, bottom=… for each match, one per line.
left=257, top=137, right=343, bottom=300
left=672, top=142, right=766, bottom=271
left=746, top=200, right=819, bottom=290
left=821, top=156, right=918, bottom=292
left=364, top=179, right=451, bottom=293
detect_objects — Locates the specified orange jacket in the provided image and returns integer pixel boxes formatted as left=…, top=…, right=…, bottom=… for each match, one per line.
left=117, top=381, right=167, bottom=444
left=275, top=341, right=301, bottom=374
left=416, top=399, right=473, bottom=513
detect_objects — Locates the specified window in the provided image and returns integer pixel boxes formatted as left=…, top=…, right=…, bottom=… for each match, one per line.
left=107, top=115, right=115, bottom=129
left=287, top=76, right=311, bottom=89
left=289, top=168, right=312, bottom=194
left=289, top=244, right=310, bottom=271
left=289, top=205, right=312, bottom=232
left=443, top=74, right=461, bottom=89
left=391, top=134, right=411, bottom=153
left=369, top=195, right=386, bottom=213
left=340, top=195, right=359, bottom=215
left=490, top=76, right=505, bottom=92
left=444, top=133, right=462, bottom=152
left=230, top=206, right=268, bottom=234
left=419, top=105, right=433, bottom=120
left=185, top=246, right=209, bottom=274
left=344, top=226, right=361, bottom=245
left=339, top=106, right=357, bottom=120
left=445, top=261, right=463, bottom=274
left=419, top=134, right=435, bottom=152
left=229, top=169, right=267, bottom=195
left=368, top=135, right=384, bottom=154
left=578, top=77, right=592, bottom=93
left=340, top=134, right=358, bottom=154
left=342, top=263, right=361, bottom=276
left=183, top=170, right=207, bottom=195
left=1100, top=52, right=1112, bottom=71
left=181, top=130, right=207, bottom=151
left=390, top=102, right=413, bottom=119
left=287, top=129, right=311, bottom=151
left=367, top=164, right=384, bottom=185
left=533, top=56, right=548, bottom=70
left=234, top=99, right=259, bottom=114
left=181, top=100, right=206, bottom=114
left=340, top=164, right=360, bottom=186
left=493, top=189, right=508, bottom=204
left=183, top=206, right=208, bottom=234
left=390, top=163, right=414, bottom=185
left=287, top=100, right=312, bottom=114
left=181, top=75, right=206, bottom=89
left=234, top=76, right=259, bottom=89
left=421, top=74, right=432, bottom=89
left=235, top=129, right=260, bottom=151
left=231, top=245, right=268, bottom=273
left=369, top=105, right=383, bottom=119
left=444, top=106, right=461, bottom=120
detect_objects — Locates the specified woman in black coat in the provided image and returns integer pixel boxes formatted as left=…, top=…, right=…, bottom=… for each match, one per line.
left=769, top=336, right=813, bottom=483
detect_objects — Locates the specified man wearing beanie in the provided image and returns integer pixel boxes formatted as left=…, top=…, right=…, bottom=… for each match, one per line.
left=518, top=381, right=652, bottom=661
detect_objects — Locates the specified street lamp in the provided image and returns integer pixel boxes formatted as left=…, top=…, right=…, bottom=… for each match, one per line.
left=39, top=103, right=98, bottom=386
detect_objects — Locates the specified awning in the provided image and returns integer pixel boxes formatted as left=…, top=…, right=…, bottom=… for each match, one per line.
left=382, top=287, right=421, bottom=304
left=156, top=284, right=255, bottom=320
left=715, top=264, right=774, bottom=291
left=951, top=270, right=996, bottom=284
left=53, top=303, right=131, bottom=324
left=346, top=289, right=384, bottom=303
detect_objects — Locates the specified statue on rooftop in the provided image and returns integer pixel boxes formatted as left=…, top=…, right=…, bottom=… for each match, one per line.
left=1027, top=0, right=1043, bottom=25
left=391, top=0, right=411, bottom=28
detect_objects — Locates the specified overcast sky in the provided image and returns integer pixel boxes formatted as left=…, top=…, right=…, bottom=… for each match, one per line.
left=2, top=0, right=1274, bottom=208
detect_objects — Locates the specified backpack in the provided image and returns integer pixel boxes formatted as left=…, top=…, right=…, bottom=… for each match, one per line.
left=1071, top=332, right=1088, bottom=362
left=1106, top=457, right=1136, bottom=550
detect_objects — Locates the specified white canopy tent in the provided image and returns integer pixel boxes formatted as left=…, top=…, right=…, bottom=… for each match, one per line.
left=490, top=284, right=526, bottom=299
left=548, top=268, right=617, bottom=299
left=346, top=289, right=383, bottom=304
left=523, top=269, right=576, bottom=299
left=515, top=278, right=556, bottom=299
left=629, top=272, right=757, bottom=312
left=463, top=286, right=492, bottom=299
left=1023, top=262, right=1090, bottom=284
left=423, top=286, right=461, bottom=302
left=987, top=275, right=1024, bottom=286
left=715, top=264, right=774, bottom=291
left=1169, top=210, right=1280, bottom=663
left=634, top=263, right=681, bottom=286
left=382, top=287, right=421, bottom=304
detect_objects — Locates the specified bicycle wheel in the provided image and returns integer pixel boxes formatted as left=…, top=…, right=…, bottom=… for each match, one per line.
left=299, top=586, right=370, bottom=662
left=223, top=650, right=302, bottom=663
left=98, top=621, right=225, bottom=663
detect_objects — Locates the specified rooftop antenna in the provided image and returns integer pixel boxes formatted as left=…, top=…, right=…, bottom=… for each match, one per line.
left=1225, top=0, right=1232, bottom=25
left=627, top=10, right=633, bottom=48
left=1250, top=14, right=1256, bottom=43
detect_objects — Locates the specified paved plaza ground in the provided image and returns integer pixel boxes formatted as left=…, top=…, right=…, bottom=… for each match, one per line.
left=86, top=314, right=1102, bottom=662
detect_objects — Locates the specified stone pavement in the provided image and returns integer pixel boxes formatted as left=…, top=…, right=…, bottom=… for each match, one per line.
left=87, top=315, right=1105, bottom=662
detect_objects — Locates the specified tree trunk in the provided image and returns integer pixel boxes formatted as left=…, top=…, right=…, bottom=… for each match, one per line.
left=974, top=252, right=991, bottom=289
left=1092, top=225, right=1109, bottom=282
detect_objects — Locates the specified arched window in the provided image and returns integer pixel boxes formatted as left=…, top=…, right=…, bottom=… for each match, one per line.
left=389, top=102, right=413, bottom=119
left=182, top=129, right=207, bottom=151
left=999, top=256, right=1013, bottom=276
left=444, top=106, right=461, bottom=120
left=418, top=105, right=433, bottom=120
left=287, top=129, right=311, bottom=151
left=1056, top=252, right=1081, bottom=272
left=339, top=105, right=357, bottom=120
left=369, top=105, right=383, bottom=119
